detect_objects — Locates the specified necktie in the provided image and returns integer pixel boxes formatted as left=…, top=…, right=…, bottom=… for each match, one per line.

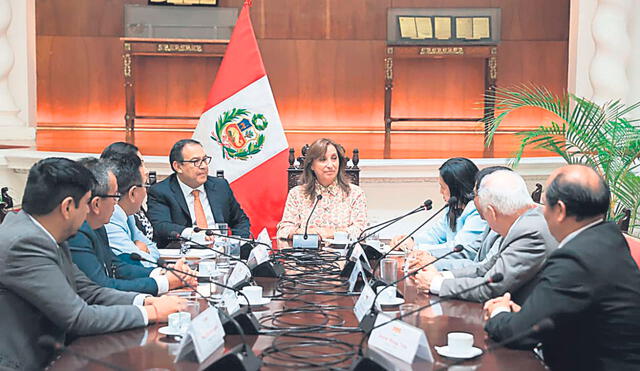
left=192, top=190, right=208, bottom=229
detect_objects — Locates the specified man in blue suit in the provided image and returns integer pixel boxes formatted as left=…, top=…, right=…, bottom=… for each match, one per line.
left=68, top=158, right=195, bottom=295
left=147, top=139, right=251, bottom=248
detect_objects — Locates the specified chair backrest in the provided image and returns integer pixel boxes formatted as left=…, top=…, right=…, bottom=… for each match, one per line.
left=618, top=209, right=631, bottom=234
left=287, top=145, right=360, bottom=191
left=531, top=183, right=543, bottom=204
left=624, top=234, right=640, bottom=269
left=0, top=187, right=14, bottom=224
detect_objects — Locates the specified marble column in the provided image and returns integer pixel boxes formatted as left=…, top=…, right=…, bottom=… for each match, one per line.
left=0, top=0, right=35, bottom=143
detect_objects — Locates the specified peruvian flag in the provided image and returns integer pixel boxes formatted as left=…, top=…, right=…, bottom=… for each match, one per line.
left=193, top=0, right=288, bottom=238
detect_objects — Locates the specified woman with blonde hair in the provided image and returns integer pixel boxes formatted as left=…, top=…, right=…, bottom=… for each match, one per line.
left=277, top=138, right=367, bottom=240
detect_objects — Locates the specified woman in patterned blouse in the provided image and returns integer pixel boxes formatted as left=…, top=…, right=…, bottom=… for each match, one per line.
left=277, top=138, right=368, bottom=240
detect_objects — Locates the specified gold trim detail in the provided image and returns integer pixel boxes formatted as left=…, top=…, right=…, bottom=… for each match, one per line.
left=419, top=47, right=464, bottom=56
left=386, top=47, right=394, bottom=55
left=123, top=54, right=132, bottom=77
left=489, top=56, right=497, bottom=80
left=156, top=43, right=204, bottom=53
left=124, top=42, right=131, bottom=51
left=385, top=57, right=393, bottom=80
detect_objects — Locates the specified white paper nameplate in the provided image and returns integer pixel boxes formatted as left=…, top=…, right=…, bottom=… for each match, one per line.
left=250, top=245, right=270, bottom=266
left=353, top=283, right=375, bottom=322
left=175, top=306, right=225, bottom=363
left=350, top=244, right=365, bottom=261
left=368, top=313, right=433, bottom=364
left=348, top=259, right=368, bottom=292
left=227, top=262, right=251, bottom=287
left=223, top=290, right=240, bottom=315
left=257, top=228, right=272, bottom=248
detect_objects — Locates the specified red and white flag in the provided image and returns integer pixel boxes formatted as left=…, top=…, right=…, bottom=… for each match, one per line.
left=193, top=0, right=288, bottom=238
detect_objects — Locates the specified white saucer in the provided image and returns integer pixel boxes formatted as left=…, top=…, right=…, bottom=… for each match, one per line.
left=435, top=345, right=483, bottom=359
left=376, top=297, right=405, bottom=306
left=238, top=297, right=272, bottom=306
left=158, top=326, right=185, bottom=337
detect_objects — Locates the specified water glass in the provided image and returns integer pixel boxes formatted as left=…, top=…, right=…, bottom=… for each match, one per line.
left=209, top=271, right=226, bottom=302
left=228, top=236, right=242, bottom=259
left=399, top=303, right=420, bottom=327
left=214, top=238, right=230, bottom=270
left=180, top=300, right=201, bottom=320
left=380, top=258, right=398, bottom=284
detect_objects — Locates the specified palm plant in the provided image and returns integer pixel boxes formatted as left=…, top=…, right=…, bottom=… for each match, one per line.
left=484, top=85, right=640, bottom=235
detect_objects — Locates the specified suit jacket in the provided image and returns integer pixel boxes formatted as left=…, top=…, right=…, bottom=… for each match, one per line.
left=68, top=221, right=159, bottom=295
left=147, top=174, right=251, bottom=248
left=485, top=222, right=640, bottom=370
left=0, top=211, right=145, bottom=370
left=435, top=226, right=502, bottom=271
left=440, top=207, right=558, bottom=303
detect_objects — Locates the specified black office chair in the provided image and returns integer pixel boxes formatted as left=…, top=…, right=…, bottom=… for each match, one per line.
left=531, top=183, right=543, bottom=204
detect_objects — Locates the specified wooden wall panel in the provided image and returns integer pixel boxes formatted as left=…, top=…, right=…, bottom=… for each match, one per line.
left=260, top=40, right=386, bottom=129
left=134, top=56, right=220, bottom=117
left=327, top=0, right=390, bottom=40
left=37, top=36, right=125, bottom=125
left=259, top=0, right=328, bottom=39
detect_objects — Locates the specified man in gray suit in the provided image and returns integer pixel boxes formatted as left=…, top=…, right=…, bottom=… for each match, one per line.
left=0, top=158, right=183, bottom=370
left=413, top=170, right=558, bottom=303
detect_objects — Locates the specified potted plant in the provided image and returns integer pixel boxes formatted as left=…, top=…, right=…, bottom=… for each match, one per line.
left=484, top=85, right=640, bottom=235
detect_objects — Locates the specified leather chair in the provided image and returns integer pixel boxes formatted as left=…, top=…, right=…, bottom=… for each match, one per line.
left=0, top=187, right=14, bottom=224
left=287, top=145, right=360, bottom=191
left=531, top=183, right=543, bottom=204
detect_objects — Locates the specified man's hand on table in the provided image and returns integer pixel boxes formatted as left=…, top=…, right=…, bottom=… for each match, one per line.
left=482, top=292, right=521, bottom=320
left=407, top=250, right=437, bottom=270
left=391, top=234, right=415, bottom=252
left=165, top=258, right=198, bottom=289
left=413, top=269, right=442, bottom=291
left=144, top=295, right=185, bottom=323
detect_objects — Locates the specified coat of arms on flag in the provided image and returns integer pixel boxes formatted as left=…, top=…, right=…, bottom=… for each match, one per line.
left=210, top=108, right=269, bottom=160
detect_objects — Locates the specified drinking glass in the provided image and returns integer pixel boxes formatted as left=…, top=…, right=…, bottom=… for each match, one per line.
left=399, top=303, right=420, bottom=327
left=180, top=300, right=201, bottom=320
left=228, top=236, right=241, bottom=260
left=380, top=258, right=398, bottom=284
left=214, top=238, right=230, bottom=270
left=209, top=271, right=226, bottom=302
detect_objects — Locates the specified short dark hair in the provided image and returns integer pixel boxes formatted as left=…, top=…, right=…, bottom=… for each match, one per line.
left=475, top=166, right=513, bottom=191
left=77, top=157, right=113, bottom=198
left=545, top=171, right=610, bottom=221
left=22, top=158, right=95, bottom=216
left=169, top=139, right=201, bottom=172
left=100, top=142, right=139, bottom=161
left=439, top=158, right=479, bottom=232
left=105, top=155, right=143, bottom=193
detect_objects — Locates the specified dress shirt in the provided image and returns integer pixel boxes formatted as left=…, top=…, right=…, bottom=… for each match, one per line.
left=28, top=213, right=149, bottom=323
left=106, top=204, right=161, bottom=267
left=276, top=182, right=368, bottom=239
left=489, top=219, right=603, bottom=318
left=177, top=177, right=216, bottom=238
left=414, top=202, right=487, bottom=261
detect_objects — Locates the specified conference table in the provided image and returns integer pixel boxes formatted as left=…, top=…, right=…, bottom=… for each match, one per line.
left=49, top=243, right=546, bottom=370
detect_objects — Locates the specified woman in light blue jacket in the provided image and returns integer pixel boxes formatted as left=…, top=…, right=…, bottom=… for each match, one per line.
left=392, top=157, right=487, bottom=261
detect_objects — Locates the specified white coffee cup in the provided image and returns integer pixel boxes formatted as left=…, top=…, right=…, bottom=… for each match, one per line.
left=447, top=332, right=474, bottom=355
left=168, top=312, right=190, bottom=333
left=376, top=286, right=396, bottom=304
left=198, top=261, right=216, bottom=276
left=366, top=239, right=382, bottom=250
left=334, top=231, right=349, bottom=243
left=241, top=286, right=263, bottom=303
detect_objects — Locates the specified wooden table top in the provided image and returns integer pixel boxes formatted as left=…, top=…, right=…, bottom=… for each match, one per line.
left=49, top=251, right=546, bottom=370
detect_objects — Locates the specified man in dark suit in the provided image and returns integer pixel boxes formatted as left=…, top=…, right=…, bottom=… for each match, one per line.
left=0, top=158, right=182, bottom=370
left=484, top=165, right=640, bottom=370
left=147, top=139, right=251, bottom=248
left=67, top=158, right=195, bottom=295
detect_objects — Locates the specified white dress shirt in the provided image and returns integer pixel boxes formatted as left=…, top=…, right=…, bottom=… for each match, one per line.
left=28, top=214, right=149, bottom=324
left=177, top=177, right=217, bottom=239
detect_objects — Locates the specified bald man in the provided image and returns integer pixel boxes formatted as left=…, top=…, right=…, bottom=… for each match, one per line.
left=484, top=165, right=640, bottom=370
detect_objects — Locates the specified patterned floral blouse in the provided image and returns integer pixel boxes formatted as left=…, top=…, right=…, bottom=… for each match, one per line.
left=277, top=182, right=368, bottom=240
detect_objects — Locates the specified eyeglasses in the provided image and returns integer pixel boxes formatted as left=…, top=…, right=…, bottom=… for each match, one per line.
left=96, top=192, right=122, bottom=201
left=180, top=156, right=212, bottom=168
left=120, top=183, right=150, bottom=194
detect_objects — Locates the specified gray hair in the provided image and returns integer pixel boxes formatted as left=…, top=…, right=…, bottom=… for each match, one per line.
left=77, top=157, right=116, bottom=197
left=477, top=170, right=534, bottom=215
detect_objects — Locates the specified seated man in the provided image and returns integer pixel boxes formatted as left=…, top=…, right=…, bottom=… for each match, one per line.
left=68, top=158, right=196, bottom=296
left=484, top=165, right=640, bottom=370
left=148, top=139, right=251, bottom=248
left=413, top=170, right=558, bottom=303
left=0, top=158, right=181, bottom=370
left=105, top=154, right=160, bottom=267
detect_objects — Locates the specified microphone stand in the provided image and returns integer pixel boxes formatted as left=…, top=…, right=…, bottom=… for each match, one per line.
left=130, top=254, right=261, bottom=336
left=293, top=194, right=323, bottom=249
left=433, top=318, right=554, bottom=371
left=38, top=335, right=127, bottom=371
left=359, top=245, right=464, bottom=333
left=350, top=273, right=504, bottom=371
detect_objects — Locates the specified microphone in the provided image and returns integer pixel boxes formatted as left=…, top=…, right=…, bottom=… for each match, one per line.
left=370, top=203, right=448, bottom=279
left=293, top=194, right=322, bottom=248
left=360, top=245, right=465, bottom=333
left=194, top=227, right=272, bottom=250
left=351, top=273, right=504, bottom=370
left=169, top=233, right=254, bottom=288
left=38, top=335, right=127, bottom=371
left=434, top=318, right=555, bottom=371
left=130, top=253, right=262, bottom=337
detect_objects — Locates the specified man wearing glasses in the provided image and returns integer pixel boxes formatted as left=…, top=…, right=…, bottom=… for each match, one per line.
left=147, top=139, right=250, bottom=248
left=104, top=155, right=162, bottom=267
left=68, top=158, right=195, bottom=295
